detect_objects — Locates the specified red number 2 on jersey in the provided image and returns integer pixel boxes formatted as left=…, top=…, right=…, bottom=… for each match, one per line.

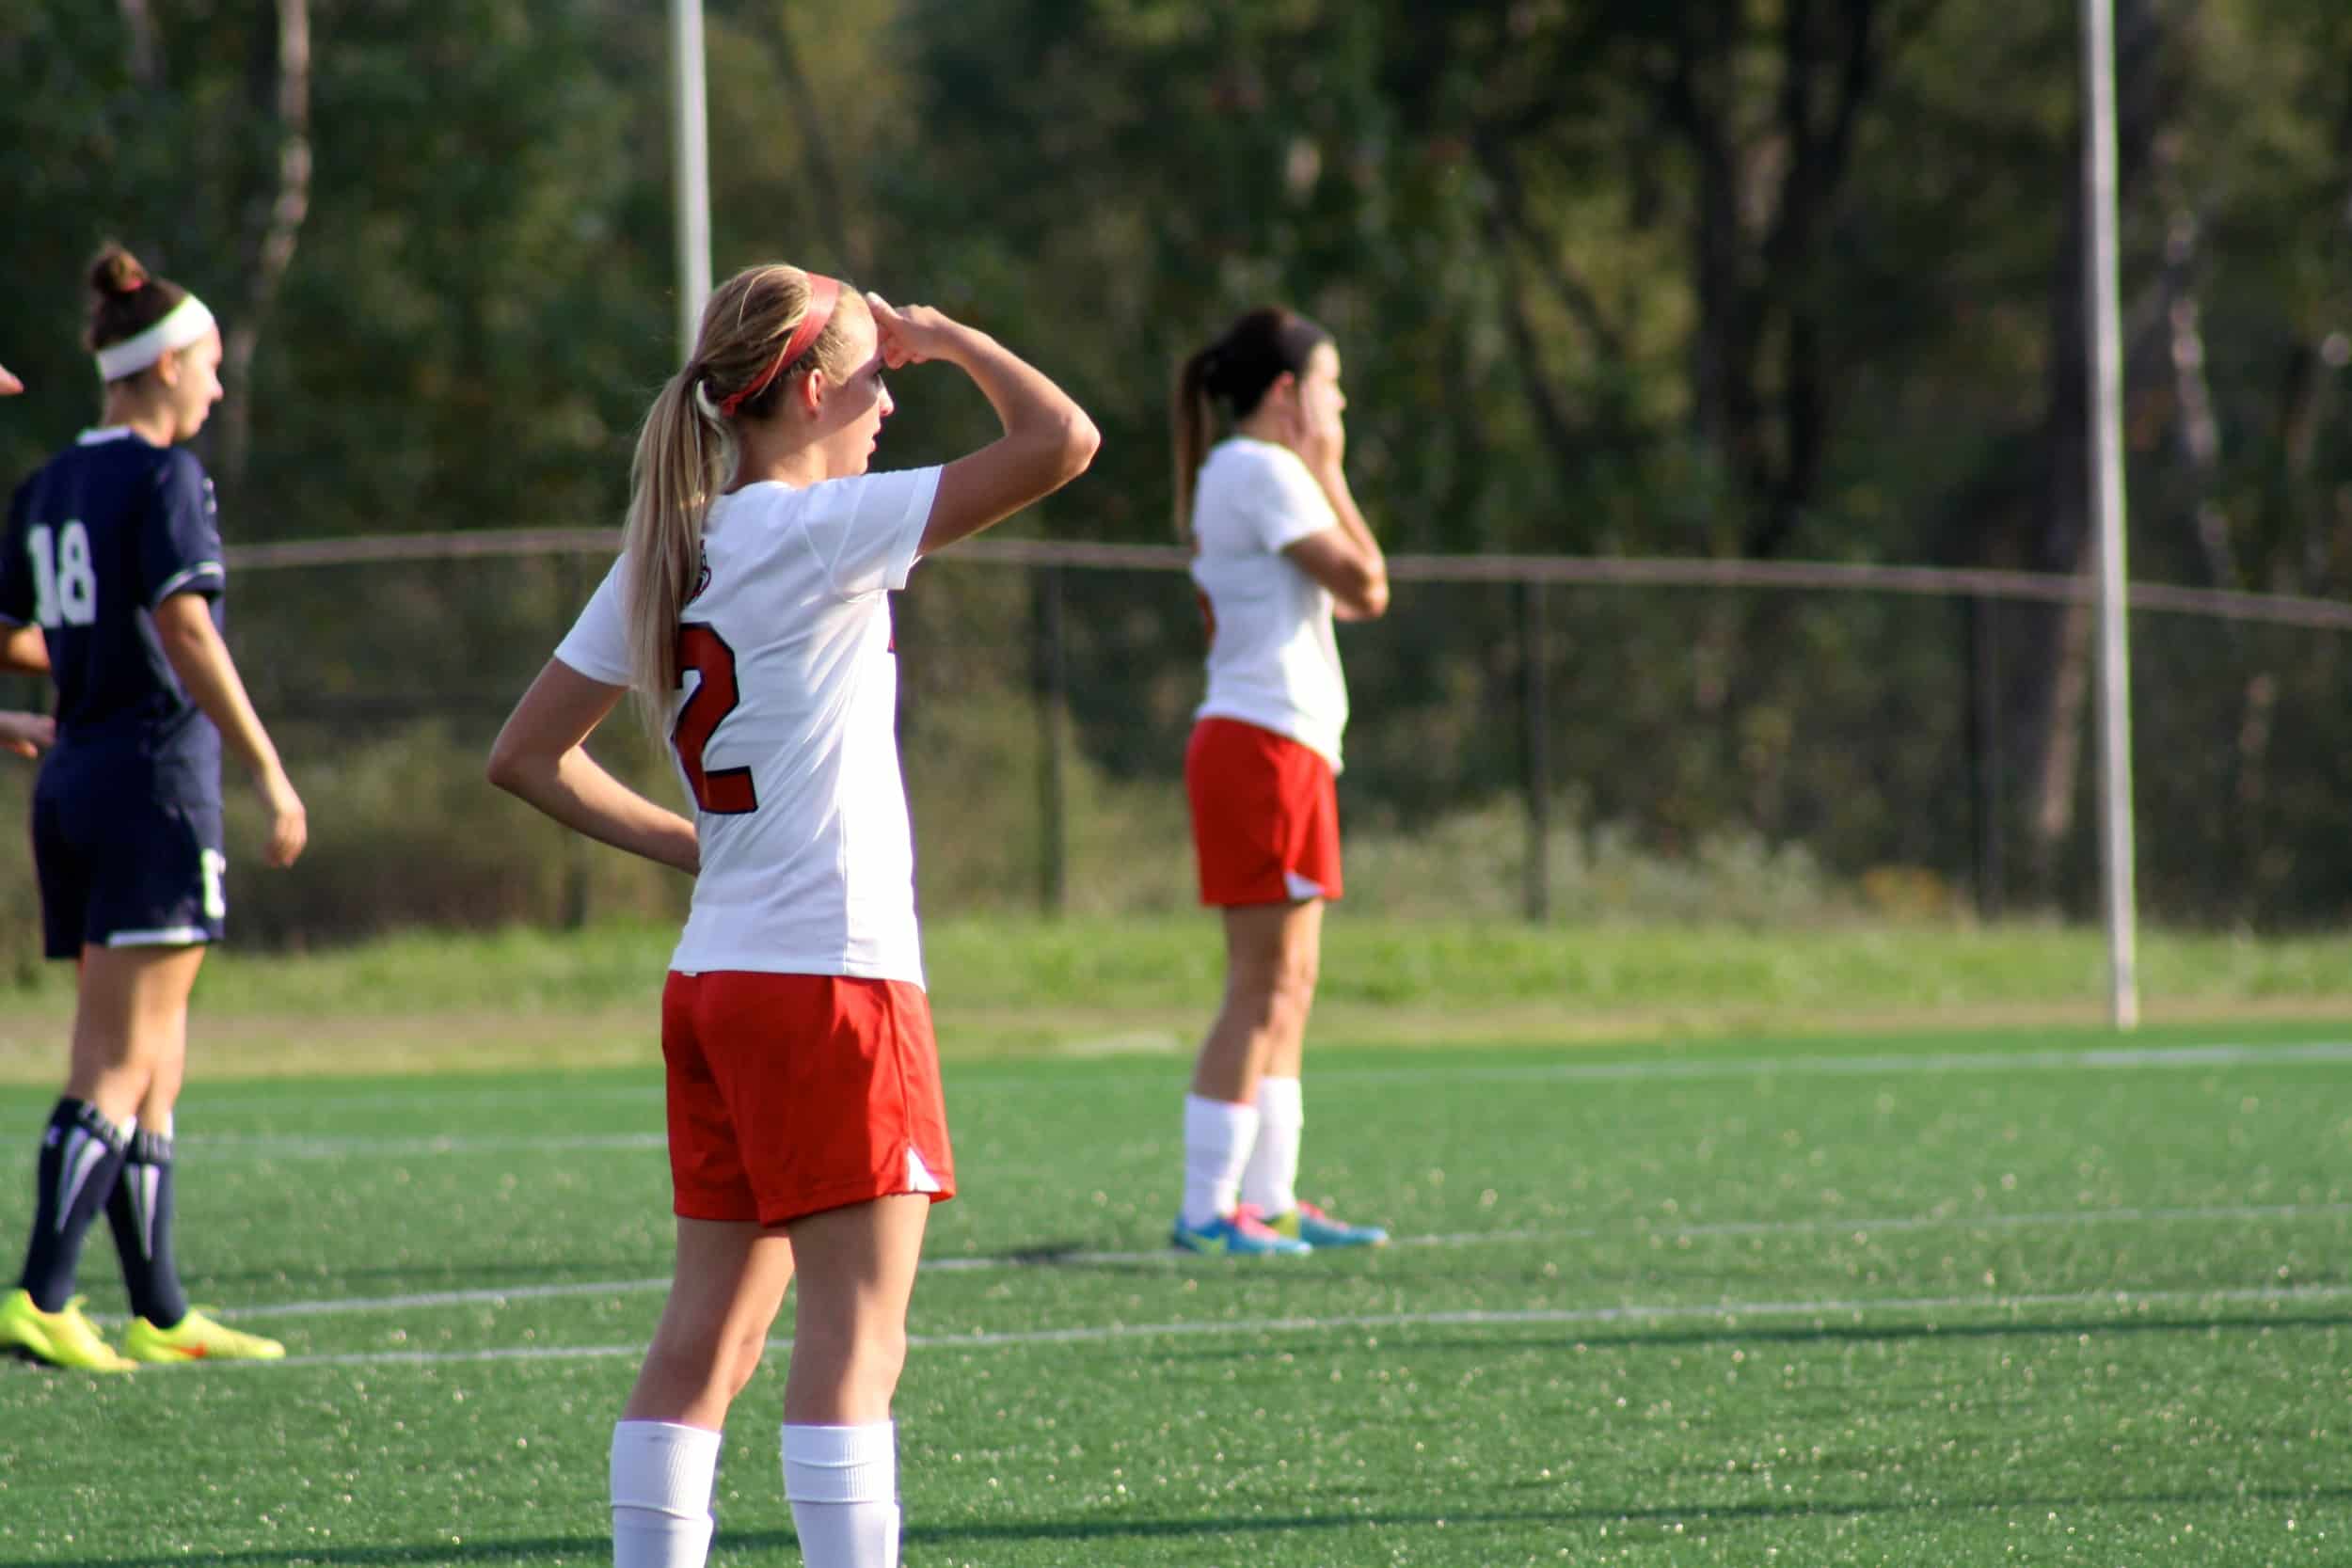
left=673, top=623, right=757, bottom=814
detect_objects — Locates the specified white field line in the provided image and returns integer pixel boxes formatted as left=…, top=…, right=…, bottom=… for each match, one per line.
left=197, top=1199, right=2352, bottom=1323
left=205, top=1280, right=2352, bottom=1373
left=173, top=1038, right=2352, bottom=1122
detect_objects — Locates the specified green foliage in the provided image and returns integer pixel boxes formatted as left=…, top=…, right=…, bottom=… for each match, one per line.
left=4, top=1, right=2352, bottom=934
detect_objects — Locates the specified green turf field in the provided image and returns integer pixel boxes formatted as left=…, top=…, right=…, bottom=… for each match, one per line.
left=1, top=1021, right=2346, bottom=1565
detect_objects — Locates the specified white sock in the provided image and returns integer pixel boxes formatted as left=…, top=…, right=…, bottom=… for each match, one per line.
left=1181, top=1093, right=1260, bottom=1228
left=782, top=1421, right=898, bottom=1568
left=1239, top=1075, right=1304, bottom=1216
left=611, top=1419, right=721, bottom=1568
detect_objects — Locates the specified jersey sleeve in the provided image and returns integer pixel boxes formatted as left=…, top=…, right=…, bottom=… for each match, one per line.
left=552, top=557, right=633, bottom=686
left=140, top=451, right=227, bottom=607
left=1231, top=446, right=1338, bottom=555
left=801, top=467, right=943, bottom=599
left=0, top=483, right=30, bottom=627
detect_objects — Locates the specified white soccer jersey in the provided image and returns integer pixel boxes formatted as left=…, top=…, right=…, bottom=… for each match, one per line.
left=1188, top=437, right=1349, bottom=768
left=555, top=467, right=941, bottom=984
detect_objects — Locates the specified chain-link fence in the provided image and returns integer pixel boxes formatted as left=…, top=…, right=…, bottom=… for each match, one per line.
left=7, top=531, right=2348, bottom=964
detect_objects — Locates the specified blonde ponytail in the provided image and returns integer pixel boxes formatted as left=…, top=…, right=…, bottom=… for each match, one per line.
left=616, top=262, right=860, bottom=736
left=622, top=372, right=726, bottom=735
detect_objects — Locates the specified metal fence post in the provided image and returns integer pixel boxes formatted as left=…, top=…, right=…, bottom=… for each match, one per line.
left=1520, top=579, right=1551, bottom=923
left=1967, top=595, right=2006, bottom=920
left=1033, top=563, right=1069, bottom=916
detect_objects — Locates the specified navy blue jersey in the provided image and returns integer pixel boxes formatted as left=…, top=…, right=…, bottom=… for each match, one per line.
left=0, top=429, right=226, bottom=803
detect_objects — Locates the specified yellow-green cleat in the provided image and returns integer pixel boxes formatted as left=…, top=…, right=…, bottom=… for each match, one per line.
left=123, top=1307, right=285, bottom=1364
left=0, top=1289, right=137, bottom=1372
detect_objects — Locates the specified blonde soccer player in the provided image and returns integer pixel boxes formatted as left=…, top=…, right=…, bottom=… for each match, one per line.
left=1169, top=306, right=1391, bottom=1258
left=488, top=263, right=1096, bottom=1568
left=0, top=244, right=307, bottom=1372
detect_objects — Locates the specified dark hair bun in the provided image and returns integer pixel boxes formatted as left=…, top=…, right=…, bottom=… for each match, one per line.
left=89, top=243, right=151, bottom=299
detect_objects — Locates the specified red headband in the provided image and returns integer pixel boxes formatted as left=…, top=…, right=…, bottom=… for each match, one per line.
left=719, top=274, right=841, bottom=419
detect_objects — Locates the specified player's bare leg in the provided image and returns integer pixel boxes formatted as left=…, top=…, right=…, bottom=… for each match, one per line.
left=1172, top=900, right=1321, bottom=1256
left=612, top=1219, right=795, bottom=1567
left=780, top=1194, right=929, bottom=1568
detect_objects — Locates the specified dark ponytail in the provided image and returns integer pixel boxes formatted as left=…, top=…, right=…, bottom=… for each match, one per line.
left=1171, top=348, right=1216, bottom=542
left=85, top=242, right=188, bottom=360
left=1168, top=306, right=1331, bottom=541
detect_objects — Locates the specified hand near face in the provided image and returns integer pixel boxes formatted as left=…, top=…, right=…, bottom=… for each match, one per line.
left=1287, top=382, right=1344, bottom=475
left=866, top=293, right=961, bottom=370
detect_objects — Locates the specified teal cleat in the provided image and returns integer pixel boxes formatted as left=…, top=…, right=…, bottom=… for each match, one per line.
left=1170, top=1210, right=1312, bottom=1257
left=1263, top=1201, right=1390, bottom=1249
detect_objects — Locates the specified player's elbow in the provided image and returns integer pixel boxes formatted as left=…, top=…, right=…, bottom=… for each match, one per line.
left=0, top=625, right=48, bottom=673
left=1047, top=408, right=1101, bottom=489
left=1336, top=565, right=1388, bottom=621
left=484, top=732, right=540, bottom=798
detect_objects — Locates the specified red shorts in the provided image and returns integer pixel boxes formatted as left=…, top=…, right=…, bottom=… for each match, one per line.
left=1185, top=717, right=1343, bottom=907
left=660, top=971, right=957, bottom=1227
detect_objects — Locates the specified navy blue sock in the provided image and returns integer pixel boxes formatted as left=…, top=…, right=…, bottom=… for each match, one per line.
left=18, top=1099, right=130, bottom=1312
left=105, top=1126, right=188, bottom=1328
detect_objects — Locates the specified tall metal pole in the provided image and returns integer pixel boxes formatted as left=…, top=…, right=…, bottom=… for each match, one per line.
left=2082, top=0, right=2139, bottom=1029
left=671, top=0, right=713, bottom=360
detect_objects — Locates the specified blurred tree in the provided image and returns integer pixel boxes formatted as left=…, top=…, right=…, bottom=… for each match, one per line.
left=2, top=0, right=2350, bottom=927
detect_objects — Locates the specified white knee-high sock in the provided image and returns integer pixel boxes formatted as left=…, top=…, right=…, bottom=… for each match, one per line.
left=1239, top=1075, right=1304, bottom=1216
left=782, top=1421, right=898, bottom=1568
left=1181, top=1093, right=1260, bottom=1227
left=611, top=1419, right=721, bottom=1568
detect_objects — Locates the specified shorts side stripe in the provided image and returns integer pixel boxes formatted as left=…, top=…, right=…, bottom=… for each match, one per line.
left=104, top=926, right=209, bottom=947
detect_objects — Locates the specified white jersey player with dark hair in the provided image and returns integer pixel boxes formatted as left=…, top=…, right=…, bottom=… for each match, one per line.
left=1166, top=304, right=1392, bottom=1258
left=488, top=261, right=1096, bottom=1568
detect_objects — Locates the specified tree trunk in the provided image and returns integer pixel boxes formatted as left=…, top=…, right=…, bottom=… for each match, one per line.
left=215, top=0, right=311, bottom=499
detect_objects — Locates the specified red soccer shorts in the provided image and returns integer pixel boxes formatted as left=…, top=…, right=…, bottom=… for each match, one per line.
left=660, top=970, right=957, bottom=1227
left=1185, top=716, right=1344, bottom=907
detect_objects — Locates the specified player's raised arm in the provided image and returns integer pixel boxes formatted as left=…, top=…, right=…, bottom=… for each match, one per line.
left=864, top=294, right=1100, bottom=556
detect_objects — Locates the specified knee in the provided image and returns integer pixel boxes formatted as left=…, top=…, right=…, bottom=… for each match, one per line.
left=801, top=1312, right=908, bottom=1393
left=642, top=1324, right=765, bottom=1406
left=1233, top=958, right=1316, bottom=1035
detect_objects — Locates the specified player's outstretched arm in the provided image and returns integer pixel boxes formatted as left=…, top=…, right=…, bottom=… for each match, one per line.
left=486, top=658, right=699, bottom=875
left=152, top=591, right=307, bottom=867
left=866, top=293, right=1100, bottom=556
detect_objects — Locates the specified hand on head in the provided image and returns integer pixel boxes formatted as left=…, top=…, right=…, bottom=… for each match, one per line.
left=0, top=363, right=22, bottom=396
left=866, top=293, right=959, bottom=370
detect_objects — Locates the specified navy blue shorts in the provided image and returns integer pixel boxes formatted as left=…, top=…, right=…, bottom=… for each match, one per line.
left=31, top=776, right=226, bottom=959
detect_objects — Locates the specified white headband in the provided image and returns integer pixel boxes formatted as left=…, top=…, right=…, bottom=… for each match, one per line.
left=94, top=294, right=216, bottom=382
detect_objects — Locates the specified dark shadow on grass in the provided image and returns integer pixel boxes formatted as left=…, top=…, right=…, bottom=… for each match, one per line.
left=1153, top=1308, right=2352, bottom=1364
left=186, top=1260, right=667, bottom=1291
left=14, top=1485, right=2352, bottom=1567
left=930, top=1239, right=1199, bottom=1277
